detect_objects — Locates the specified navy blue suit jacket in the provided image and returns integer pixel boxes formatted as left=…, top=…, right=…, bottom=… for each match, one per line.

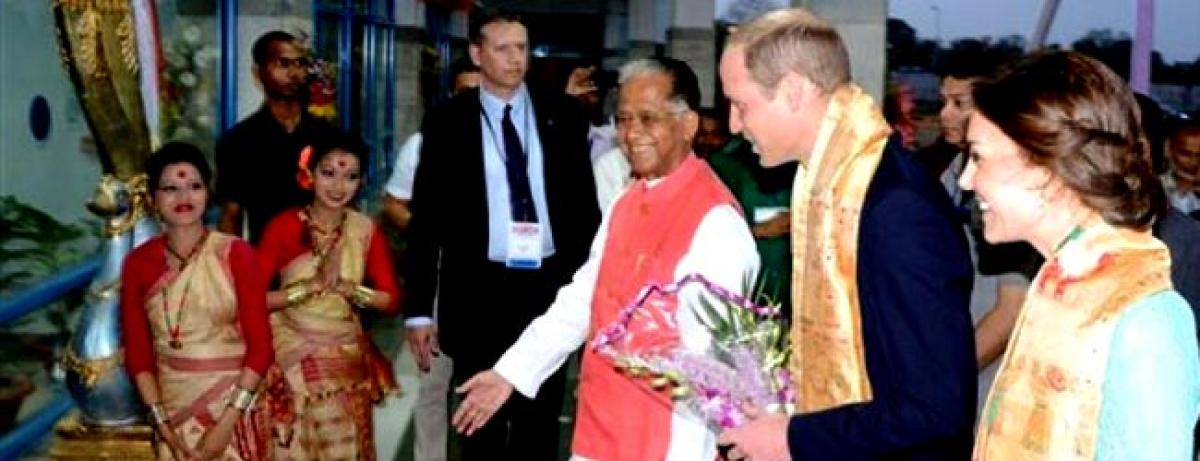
left=787, top=139, right=977, bottom=460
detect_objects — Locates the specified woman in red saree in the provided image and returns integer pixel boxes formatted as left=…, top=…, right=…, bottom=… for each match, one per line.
left=257, top=134, right=401, bottom=459
left=120, top=142, right=274, bottom=460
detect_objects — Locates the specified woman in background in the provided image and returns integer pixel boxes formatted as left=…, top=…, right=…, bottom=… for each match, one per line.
left=120, top=142, right=274, bottom=460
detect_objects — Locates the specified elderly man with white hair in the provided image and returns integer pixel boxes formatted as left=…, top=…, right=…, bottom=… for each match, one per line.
left=451, top=57, right=760, bottom=461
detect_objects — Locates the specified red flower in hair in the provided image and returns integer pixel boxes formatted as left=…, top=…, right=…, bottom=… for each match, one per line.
left=296, top=145, right=314, bottom=190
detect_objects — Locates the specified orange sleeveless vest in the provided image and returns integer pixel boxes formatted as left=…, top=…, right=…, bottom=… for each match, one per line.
left=574, top=155, right=738, bottom=460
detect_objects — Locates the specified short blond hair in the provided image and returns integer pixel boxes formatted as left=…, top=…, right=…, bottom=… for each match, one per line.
left=727, top=8, right=850, bottom=96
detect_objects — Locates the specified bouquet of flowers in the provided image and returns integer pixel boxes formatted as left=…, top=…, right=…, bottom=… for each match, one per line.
left=161, top=24, right=217, bottom=149
left=591, top=273, right=794, bottom=430
left=306, top=56, right=337, bottom=120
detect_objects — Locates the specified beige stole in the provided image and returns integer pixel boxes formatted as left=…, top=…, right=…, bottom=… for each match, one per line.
left=146, top=232, right=245, bottom=424
left=268, top=210, right=380, bottom=459
left=974, top=222, right=1171, bottom=460
left=271, top=210, right=374, bottom=372
left=789, top=84, right=890, bottom=412
left=147, top=233, right=271, bottom=459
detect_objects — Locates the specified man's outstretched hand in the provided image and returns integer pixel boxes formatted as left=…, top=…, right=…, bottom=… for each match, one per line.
left=452, top=370, right=514, bottom=436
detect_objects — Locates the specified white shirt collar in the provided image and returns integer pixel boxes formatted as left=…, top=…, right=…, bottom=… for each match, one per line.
left=480, top=83, right=529, bottom=121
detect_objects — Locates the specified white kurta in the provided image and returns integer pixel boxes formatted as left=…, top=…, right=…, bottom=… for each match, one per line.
left=494, top=182, right=760, bottom=461
left=384, top=132, right=423, bottom=200
left=591, top=146, right=633, bottom=212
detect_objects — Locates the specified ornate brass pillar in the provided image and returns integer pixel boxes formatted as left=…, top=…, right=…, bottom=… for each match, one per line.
left=52, top=0, right=156, bottom=430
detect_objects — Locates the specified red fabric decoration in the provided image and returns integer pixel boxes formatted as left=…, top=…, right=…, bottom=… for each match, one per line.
left=420, top=0, right=474, bottom=11
left=296, top=146, right=314, bottom=190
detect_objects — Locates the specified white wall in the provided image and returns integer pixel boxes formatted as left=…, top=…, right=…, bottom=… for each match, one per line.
left=395, top=0, right=425, bottom=28
left=0, top=1, right=102, bottom=226
left=796, top=0, right=887, bottom=100
left=674, top=0, right=716, bottom=28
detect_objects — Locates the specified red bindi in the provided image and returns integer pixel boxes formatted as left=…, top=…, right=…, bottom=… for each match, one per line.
left=337, top=160, right=347, bottom=168
left=176, top=170, right=187, bottom=178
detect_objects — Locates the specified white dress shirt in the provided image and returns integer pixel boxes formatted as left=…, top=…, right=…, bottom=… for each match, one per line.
left=479, top=84, right=555, bottom=261
left=1162, top=173, right=1200, bottom=214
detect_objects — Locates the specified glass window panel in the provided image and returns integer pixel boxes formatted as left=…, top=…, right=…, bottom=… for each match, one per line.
left=159, top=0, right=221, bottom=159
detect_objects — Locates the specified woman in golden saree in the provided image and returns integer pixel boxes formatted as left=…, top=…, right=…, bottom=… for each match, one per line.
left=120, top=142, right=274, bottom=460
left=257, top=135, right=401, bottom=459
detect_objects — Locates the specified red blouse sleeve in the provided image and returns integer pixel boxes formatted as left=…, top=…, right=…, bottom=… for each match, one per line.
left=364, top=224, right=402, bottom=315
left=228, top=239, right=274, bottom=375
left=120, top=241, right=161, bottom=378
left=256, top=210, right=305, bottom=284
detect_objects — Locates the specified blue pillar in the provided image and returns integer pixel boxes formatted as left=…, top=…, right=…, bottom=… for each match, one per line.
left=219, top=0, right=238, bottom=133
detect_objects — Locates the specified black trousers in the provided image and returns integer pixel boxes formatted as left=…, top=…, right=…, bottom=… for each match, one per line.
left=442, top=259, right=574, bottom=461
left=454, top=366, right=567, bottom=461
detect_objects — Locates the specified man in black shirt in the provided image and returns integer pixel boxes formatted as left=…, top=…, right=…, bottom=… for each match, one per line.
left=919, top=53, right=1042, bottom=371
left=215, top=31, right=344, bottom=243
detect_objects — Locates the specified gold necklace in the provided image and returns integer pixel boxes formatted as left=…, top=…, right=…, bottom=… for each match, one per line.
left=162, top=230, right=209, bottom=349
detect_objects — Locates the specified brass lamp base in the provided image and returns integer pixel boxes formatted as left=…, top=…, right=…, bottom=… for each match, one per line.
left=45, top=411, right=155, bottom=460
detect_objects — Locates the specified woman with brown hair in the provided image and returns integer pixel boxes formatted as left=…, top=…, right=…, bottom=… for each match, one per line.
left=964, top=51, right=1200, bottom=460
left=256, top=133, right=401, bottom=459
left=120, top=142, right=274, bottom=460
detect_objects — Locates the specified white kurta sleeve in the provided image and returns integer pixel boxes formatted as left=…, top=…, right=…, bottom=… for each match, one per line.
left=666, top=203, right=761, bottom=461
left=674, top=204, right=761, bottom=351
left=592, top=147, right=631, bottom=212
left=493, top=207, right=614, bottom=398
left=384, top=132, right=423, bottom=200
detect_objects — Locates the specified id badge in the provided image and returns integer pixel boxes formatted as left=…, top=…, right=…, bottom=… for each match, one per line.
left=506, top=221, right=543, bottom=269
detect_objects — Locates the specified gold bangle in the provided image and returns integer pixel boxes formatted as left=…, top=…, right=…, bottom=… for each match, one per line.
left=229, top=386, right=256, bottom=412
left=284, top=282, right=311, bottom=306
left=352, top=285, right=375, bottom=306
left=149, top=402, right=169, bottom=426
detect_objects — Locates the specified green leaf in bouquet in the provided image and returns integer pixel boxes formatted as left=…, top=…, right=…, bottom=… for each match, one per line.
left=692, top=295, right=723, bottom=332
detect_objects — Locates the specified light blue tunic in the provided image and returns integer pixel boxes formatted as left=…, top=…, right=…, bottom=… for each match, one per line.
left=1096, top=290, right=1200, bottom=460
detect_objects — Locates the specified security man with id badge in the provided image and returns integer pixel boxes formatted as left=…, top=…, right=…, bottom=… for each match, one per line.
left=485, top=88, right=550, bottom=271
left=402, top=11, right=599, bottom=460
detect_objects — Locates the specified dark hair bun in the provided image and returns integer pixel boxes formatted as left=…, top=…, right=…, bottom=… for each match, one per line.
left=145, top=142, right=213, bottom=192
left=972, top=51, right=1165, bottom=229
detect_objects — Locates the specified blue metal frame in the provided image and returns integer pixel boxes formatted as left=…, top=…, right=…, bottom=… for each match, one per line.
left=313, top=0, right=399, bottom=207
left=382, top=24, right=395, bottom=176
left=383, top=0, right=396, bottom=158
left=363, top=14, right=377, bottom=174
left=337, top=0, right=354, bottom=132
left=0, top=394, right=75, bottom=460
left=425, top=8, right=453, bottom=108
left=0, top=256, right=102, bottom=326
left=219, top=0, right=238, bottom=134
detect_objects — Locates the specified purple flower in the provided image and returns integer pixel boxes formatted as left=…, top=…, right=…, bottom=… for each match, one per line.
left=590, top=273, right=796, bottom=429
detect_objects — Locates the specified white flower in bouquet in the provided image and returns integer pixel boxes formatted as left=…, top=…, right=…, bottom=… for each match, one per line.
left=592, top=273, right=795, bottom=431
left=172, top=127, right=195, bottom=140
left=193, top=46, right=216, bottom=69
left=178, top=72, right=197, bottom=88
left=183, top=26, right=202, bottom=45
left=167, top=53, right=188, bottom=70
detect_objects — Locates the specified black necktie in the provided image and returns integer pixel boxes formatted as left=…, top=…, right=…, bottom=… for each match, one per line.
left=503, top=104, right=538, bottom=222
